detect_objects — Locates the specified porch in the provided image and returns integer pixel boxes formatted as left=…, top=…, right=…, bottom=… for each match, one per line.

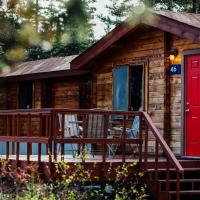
left=0, top=109, right=186, bottom=199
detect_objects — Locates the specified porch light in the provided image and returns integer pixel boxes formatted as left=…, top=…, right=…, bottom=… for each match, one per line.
left=169, top=48, right=178, bottom=62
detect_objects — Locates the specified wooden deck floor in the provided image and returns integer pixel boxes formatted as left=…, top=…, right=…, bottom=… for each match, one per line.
left=0, top=154, right=167, bottom=164
left=0, top=155, right=139, bottom=163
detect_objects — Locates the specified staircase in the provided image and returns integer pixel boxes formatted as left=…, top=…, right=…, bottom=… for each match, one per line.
left=146, top=160, right=200, bottom=200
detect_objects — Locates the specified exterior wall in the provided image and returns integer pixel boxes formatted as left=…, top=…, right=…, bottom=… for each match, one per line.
left=0, top=83, right=7, bottom=109
left=51, top=79, right=80, bottom=109
left=7, top=83, right=18, bottom=109
left=89, top=26, right=200, bottom=155
left=0, top=78, right=80, bottom=137
left=33, top=81, right=42, bottom=109
left=168, top=36, right=200, bottom=154
left=91, top=27, right=165, bottom=133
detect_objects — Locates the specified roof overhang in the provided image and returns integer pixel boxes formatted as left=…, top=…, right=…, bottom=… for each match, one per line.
left=71, top=10, right=200, bottom=70
left=0, top=69, right=89, bottom=82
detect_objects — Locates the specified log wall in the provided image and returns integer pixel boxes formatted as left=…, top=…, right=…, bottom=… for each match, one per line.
left=89, top=25, right=200, bottom=154
left=51, top=79, right=80, bottom=109
left=168, top=35, right=200, bottom=154
left=92, top=26, right=165, bottom=138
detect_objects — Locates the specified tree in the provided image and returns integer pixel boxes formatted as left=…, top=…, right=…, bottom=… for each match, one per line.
left=0, top=0, right=96, bottom=63
left=27, top=0, right=96, bottom=60
left=141, top=0, right=200, bottom=13
left=98, top=0, right=135, bottom=33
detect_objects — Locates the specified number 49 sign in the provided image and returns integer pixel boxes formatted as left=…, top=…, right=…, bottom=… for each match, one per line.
left=169, top=64, right=181, bottom=75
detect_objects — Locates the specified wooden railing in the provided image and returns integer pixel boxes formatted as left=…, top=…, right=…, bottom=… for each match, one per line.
left=0, top=109, right=183, bottom=199
left=142, top=112, right=184, bottom=200
left=51, top=109, right=143, bottom=162
left=0, top=109, right=52, bottom=163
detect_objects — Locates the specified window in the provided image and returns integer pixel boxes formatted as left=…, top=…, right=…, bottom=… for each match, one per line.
left=113, top=64, right=146, bottom=111
left=19, top=81, right=32, bottom=109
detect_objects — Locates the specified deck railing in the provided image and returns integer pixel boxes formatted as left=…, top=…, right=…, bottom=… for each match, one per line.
left=0, top=109, right=183, bottom=199
left=142, top=112, right=184, bottom=200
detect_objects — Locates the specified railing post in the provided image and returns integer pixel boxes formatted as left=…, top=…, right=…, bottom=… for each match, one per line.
left=53, top=112, right=57, bottom=162
left=38, top=113, right=42, bottom=163
left=48, top=112, right=53, bottom=163
left=176, top=172, right=181, bottom=200
left=122, top=115, right=126, bottom=163
left=27, top=113, right=32, bottom=163
left=61, top=113, right=65, bottom=161
left=155, top=140, right=159, bottom=193
left=82, top=113, right=87, bottom=162
left=102, top=114, right=108, bottom=163
left=166, top=157, right=170, bottom=193
left=11, top=114, right=15, bottom=155
left=6, top=115, right=10, bottom=160
left=16, top=114, right=20, bottom=164
left=139, top=114, right=142, bottom=163
left=144, top=122, right=148, bottom=170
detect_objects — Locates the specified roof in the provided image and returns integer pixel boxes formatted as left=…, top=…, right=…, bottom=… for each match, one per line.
left=154, top=10, right=200, bottom=29
left=0, top=55, right=90, bottom=81
left=0, top=56, right=77, bottom=77
left=71, top=9, right=200, bottom=69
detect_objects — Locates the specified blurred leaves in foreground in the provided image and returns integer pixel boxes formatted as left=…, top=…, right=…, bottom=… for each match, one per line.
left=0, top=0, right=96, bottom=66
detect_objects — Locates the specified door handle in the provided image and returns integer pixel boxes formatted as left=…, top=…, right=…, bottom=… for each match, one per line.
left=185, top=109, right=190, bottom=112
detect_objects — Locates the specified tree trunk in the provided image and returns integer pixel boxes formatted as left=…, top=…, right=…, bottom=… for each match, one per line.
left=35, top=0, right=39, bottom=32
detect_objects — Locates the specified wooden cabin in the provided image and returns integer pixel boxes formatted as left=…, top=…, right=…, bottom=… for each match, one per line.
left=0, top=9, right=200, bottom=199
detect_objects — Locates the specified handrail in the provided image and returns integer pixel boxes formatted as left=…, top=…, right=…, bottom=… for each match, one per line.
left=142, top=112, right=183, bottom=200
left=0, top=108, right=142, bottom=116
left=142, top=112, right=183, bottom=172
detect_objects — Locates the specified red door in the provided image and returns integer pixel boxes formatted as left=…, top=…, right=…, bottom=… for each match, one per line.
left=186, top=54, right=200, bottom=156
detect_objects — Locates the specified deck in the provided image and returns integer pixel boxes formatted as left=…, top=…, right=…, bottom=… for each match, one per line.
left=0, top=109, right=184, bottom=199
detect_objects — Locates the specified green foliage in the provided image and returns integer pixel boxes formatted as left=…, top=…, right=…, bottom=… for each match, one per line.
left=98, top=0, right=135, bottom=33
left=0, top=159, right=149, bottom=200
left=99, top=0, right=200, bottom=35
left=141, top=0, right=200, bottom=13
left=0, top=0, right=96, bottom=65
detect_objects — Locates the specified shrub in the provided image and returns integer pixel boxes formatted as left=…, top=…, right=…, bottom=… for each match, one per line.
left=0, top=159, right=149, bottom=200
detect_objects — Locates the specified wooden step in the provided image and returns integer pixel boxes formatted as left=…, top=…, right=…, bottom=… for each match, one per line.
left=148, top=168, right=200, bottom=180
left=169, top=190, right=200, bottom=200
left=158, top=179, right=200, bottom=191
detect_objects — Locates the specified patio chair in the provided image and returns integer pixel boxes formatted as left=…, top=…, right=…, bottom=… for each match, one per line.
left=85, top=113, right=110, bottom=156
left=57, top=113, right=82, bottom=157
left=107, top=116, right=140, bottom=157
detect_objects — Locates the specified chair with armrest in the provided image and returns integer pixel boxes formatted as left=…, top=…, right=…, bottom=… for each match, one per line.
left=85, top=113, right=110, bottom=156
left=58, top=113, right=82, bottom=157
left=107, top=115, right=140, bottom=157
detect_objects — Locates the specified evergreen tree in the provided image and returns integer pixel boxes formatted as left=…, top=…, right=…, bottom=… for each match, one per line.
left=98, top=0, right=135, bottom=33
left=27, top=0, right=96, bottom=60
left=141, top=0, right=200, bottom=13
